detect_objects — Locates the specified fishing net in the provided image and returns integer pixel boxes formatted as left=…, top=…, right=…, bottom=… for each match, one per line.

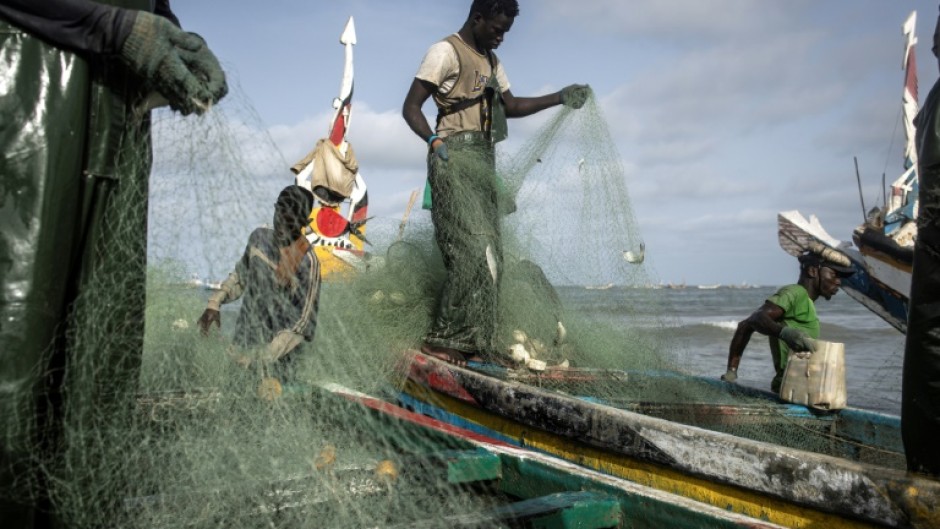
left=7, top=78, right=905, bottom=529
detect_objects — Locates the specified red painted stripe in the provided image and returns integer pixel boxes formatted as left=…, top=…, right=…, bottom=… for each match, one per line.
left=407, top=353, right=479, bottom=404
left=351, top=205, right=369, bottom=222
left=329, top=101, right=351, bottom=146
left=332, top=388, right=514, bottom=448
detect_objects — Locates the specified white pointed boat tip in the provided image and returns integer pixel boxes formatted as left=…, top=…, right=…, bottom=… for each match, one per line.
left=341, top=16, right=357, bottom=45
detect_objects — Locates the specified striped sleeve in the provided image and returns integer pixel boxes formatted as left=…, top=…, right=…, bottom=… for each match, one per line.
left=289, top=250, right=321, bottom=341
left=207, top=271, right=243, bottom=311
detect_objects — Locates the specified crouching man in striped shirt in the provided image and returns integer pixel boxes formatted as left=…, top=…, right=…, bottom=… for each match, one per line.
left=197, top=185, right=321, bottom=382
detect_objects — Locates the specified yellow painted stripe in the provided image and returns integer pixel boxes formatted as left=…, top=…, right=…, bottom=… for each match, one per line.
left=404, top=381, right=884, bottom=529
left=315, top=247, right=355, bottom=281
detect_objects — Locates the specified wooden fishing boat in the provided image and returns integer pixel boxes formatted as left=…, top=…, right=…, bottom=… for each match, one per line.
left=131, top=382, right=787, bottom=528
left=397, top=350, right=940, bottom=529
left=778, top=11, right=920, bottom=334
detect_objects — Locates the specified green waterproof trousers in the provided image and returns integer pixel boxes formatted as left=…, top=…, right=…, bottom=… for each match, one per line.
left=905, top=75, right=940, bottom=477
left=902, top=164, right=940, bottom=477
left=0, top=10, right=151, bottom=527
left=424, top=133, right=502, bottom=356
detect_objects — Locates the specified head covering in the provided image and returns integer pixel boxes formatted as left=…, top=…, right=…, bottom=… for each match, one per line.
left=273, top=185, right=314, bottom=246
left=798, top=242, right=855, bottom=277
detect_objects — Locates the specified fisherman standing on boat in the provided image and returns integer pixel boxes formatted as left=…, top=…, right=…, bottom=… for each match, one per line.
left=401, top=0, right=590, bottom=366
left=721, top=245, right=854, bottom=392
left=197, top=185, right=321, bottom=382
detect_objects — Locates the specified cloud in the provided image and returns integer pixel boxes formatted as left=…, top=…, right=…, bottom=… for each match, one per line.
left=536, top=0, right=810, bottom=40
left=267, top=102, right=423, bottom=173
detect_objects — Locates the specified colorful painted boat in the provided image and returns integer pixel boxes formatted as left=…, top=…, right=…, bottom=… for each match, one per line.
left=294, top=16, right=372, bottom=281
left=778, top=11, right=919, bottom=334
left=398, top=351, right=940, bottom=529
left=131, top=382, right=788, bottom=528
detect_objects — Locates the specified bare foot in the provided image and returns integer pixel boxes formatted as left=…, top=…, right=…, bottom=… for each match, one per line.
left=420, top=343, right=470, bottom=367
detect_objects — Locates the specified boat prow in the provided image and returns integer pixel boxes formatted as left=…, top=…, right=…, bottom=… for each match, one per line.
left=778, top=210, right=909, bottom=333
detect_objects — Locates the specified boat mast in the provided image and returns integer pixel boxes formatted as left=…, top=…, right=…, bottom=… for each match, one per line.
left=885, top=11, right=919, bottom=231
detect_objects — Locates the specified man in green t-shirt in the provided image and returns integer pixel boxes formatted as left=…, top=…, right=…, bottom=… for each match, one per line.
left=721, top=246, right=855, bottom=392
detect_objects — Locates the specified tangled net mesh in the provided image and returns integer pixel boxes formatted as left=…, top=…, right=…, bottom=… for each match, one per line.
left=7, top=78, right=903, bottom=528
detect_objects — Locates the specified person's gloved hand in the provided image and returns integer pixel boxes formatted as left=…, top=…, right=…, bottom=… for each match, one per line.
left=197, top=308, right=220, bottom=336
left=560, top=84, right=591, bottom=109
left=429, top=135, right=449, bottom=162
left=779, top=327, right=818, bottom=353
left=119, top=11, right=228, bottom=116
left=720, top=369, right=738, bottom=383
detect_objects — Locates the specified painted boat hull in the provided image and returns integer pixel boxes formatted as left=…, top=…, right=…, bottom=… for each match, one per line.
left=399, top=351, right=940, bottom=529
left=322, top=383, right=789, bottom=528
left=133, top=383, right=789, bottom=528
left=315, top=246, right=368, bottom=280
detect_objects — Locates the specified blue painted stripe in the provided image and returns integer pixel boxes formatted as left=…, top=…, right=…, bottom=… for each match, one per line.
left=396, top=392, right=524, bottom=448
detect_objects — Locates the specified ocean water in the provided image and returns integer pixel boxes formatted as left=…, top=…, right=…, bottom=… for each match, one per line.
left=557, top=285, right=905, bottom=415
left=198, top=282, right=905, bottom=414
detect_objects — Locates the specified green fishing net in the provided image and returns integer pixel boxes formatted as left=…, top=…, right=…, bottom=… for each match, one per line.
left=8, top=78, right=904, bottom=529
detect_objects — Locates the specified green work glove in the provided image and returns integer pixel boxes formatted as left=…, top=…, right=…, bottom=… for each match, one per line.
left=120, top=11, right=228, bottom=116
left=197, top=308, right=220, bottom=336
left=429, top=136, right=449, bottom=161
left=779, top=327, right=817, bottom=353
left=560, top=84, right=591, bottom=109
left=720, top=369, right=737, bottom=383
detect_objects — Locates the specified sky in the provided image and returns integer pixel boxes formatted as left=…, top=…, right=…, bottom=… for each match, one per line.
left=168, top=0, right=939, bottom=287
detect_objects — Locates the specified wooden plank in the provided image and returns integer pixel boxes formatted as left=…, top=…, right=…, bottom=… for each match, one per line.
left=383, top=491, right=621, bottom=529
left=123, top=464, right=394, bottom=515
left=445, top=450, right=502, bottom=484
left=497, top=454, right=785, bottom=529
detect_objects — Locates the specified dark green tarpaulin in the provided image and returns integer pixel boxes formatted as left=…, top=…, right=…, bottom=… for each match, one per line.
left=0, top=1, right=152, bottom=525
left=905, top=76, right=940, bottom=477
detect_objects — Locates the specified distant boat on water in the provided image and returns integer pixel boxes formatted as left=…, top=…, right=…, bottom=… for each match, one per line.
left=584, top=282, right=614, bottom=290
left=697, top=284, right=721, bottom=290
left=778, top=11, right=918, bottom=334
left=184, top=273, right=205, bottom=289
left=179, top=272, right=222, bottom=291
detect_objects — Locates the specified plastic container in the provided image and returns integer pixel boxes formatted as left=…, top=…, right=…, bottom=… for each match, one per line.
left=778, top=340, right=847, bottom=410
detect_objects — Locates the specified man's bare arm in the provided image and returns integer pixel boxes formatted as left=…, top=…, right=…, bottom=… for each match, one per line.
left=502, top=89, right=562, bottom=118
left=402, top=78, right=437, bottom=142
left=725, top=302, right=785, bottom=371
